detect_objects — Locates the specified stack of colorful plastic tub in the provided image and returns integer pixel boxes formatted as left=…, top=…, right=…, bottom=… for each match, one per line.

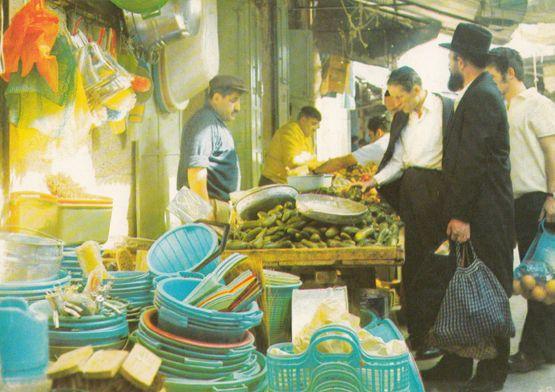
left=30, top=299, right=129, bottom=359
left=60, top=247, right=83, bottom=282
left=0, top=271, right=71, bottom=304
left=131, top=308, right=267, bottom=392
left=154, top=277, right=263, bottom=343
left=104, top=271, right=154, bottom=329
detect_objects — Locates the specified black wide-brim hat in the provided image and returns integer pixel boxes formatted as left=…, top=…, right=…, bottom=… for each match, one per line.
left=440, top=23, right=492, bottom=55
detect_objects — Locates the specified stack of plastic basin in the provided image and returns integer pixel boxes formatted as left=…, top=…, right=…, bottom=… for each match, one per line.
left=147, top=224, right=221, bottom=277
left=104, top=271, right=154, bottom=329
left=131, top=308, right=267, bottom=392
left=30, top=299, right=129, bottom=359
left=60, top=248, right=83, bottom=282
left=0, top=271, right=71, bottom=304
left=154, top=277, right=263, bottom=343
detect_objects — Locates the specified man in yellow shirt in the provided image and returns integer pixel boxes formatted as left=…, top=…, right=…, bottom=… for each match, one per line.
left=259, top=106, right=322, bottom=185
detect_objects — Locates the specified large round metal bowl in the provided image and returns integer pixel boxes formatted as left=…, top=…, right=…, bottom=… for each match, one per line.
left=233, top=185, right=298, bottom=221
left=296, top=194, right=368, bottom=225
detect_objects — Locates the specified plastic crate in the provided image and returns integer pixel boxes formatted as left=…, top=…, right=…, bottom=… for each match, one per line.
left=266, top=324, right=424, bottom=392
left=7, top=192, right=112, bottom=246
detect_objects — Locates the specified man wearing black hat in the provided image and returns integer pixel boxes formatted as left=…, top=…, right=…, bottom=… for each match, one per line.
left=423, top=23, right=516, bottom=392
left=177, top=75, right=247, bottom=222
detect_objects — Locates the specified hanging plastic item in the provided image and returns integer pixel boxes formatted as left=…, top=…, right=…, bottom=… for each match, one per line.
left=72, top=30, right=133, bottom=109
left=513, top=220, right=555, bottom=304
left=5, top=33, right=76, bottom=107
left=9, top=123, right=54, bottom=178
left=1, top=0, right=59, bottom=92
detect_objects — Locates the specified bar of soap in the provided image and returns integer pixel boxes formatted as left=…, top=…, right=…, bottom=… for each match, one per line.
left=81, top=350, right=128, bottom=379
left=47, top=346, right=94, bottom=379
left=120, top=343, right=161, bottom=390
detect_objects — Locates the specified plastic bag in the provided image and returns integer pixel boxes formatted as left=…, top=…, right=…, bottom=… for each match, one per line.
left=293, top=299, right=407, bottom=357
left=1, top=0, right=59, bottom=92
left=513, top=220, right=555, bottom=304
left=168, top=186, right=213, bottom=223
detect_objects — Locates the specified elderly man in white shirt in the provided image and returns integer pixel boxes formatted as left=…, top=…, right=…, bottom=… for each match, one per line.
left=487, top=47, right=555, bottom=374
left=366, top=67, right=455, bottom=360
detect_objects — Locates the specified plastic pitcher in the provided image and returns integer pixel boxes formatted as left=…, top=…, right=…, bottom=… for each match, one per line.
left=0, top=297, right=48, bottom=381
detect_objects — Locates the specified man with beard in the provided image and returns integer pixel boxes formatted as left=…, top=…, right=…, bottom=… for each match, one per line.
left=423, top=23, right=515, bottom=392
left=363, top=66, right=454, bottom=360
left=487, top=47, right=555, bottom=373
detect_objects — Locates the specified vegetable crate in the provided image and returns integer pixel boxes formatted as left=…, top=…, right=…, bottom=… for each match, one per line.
left=266, top=322, right=424, bottom=392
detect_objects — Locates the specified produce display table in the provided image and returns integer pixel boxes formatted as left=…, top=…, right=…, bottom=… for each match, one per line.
left=224, top=242, right=403, bottom=309
left=223, top=243, right=404, bottom=351
left=222, top=244, right=403, bottom=268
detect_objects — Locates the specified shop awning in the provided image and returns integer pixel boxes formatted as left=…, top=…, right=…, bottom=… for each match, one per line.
left=305, top=0, right=552, bottom=66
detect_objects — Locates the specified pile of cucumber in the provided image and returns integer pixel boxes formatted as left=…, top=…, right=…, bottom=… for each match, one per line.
left=227, top=202, right=401, bottom=250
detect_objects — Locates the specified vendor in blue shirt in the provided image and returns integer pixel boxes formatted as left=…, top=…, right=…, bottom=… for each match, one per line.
left=177, top=75, right=247, bottom=222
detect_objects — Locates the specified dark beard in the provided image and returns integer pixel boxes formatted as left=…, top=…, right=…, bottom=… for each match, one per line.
left=448, top=72, right=464, bottom=92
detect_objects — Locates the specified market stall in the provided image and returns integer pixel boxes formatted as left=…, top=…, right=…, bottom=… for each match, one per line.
left=222, top=163, right=404, bottom=315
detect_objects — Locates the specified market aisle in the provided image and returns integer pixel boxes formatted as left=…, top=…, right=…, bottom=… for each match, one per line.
left=425, top=295, right=555, bottom=391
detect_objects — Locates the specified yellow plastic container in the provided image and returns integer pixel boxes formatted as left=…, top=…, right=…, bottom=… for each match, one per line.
left=7, top=192, right=113, bottom=246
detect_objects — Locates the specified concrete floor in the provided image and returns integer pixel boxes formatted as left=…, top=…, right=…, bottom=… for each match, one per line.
left=422, top=295, right=555, bottom=392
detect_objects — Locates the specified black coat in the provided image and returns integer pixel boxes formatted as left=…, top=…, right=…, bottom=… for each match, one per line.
left=443, top=72, right=515, bottom=295
left=377, top=93, right=455, bottom=212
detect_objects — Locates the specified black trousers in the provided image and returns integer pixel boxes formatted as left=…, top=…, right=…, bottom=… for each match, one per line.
left=397, top=168, right=452, bottom=348
left=515, top=192, right=555, bottom=362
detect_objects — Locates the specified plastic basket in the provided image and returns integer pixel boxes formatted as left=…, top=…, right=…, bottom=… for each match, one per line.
left=148, top=224, right=221, bottom=276
left=7, top=192, right=112, bottom=246
left=263, top=282, right=302, bottom=346
left=266, top=324, right=424, bottom=392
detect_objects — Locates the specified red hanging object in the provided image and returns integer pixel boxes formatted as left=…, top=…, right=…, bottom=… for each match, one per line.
left=1, top=0, right=60, bottom=92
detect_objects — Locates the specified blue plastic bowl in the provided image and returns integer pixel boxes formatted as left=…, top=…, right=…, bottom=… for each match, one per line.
left=153, top=297, right=259, bottom=330
left=155, top=278, right=263, bottom=324
left=0, top=271, right=71, bottom=291
left=48, top=319, right=129, bottom=346
left=157, top=305, right=251, bottom=343
left=147, top=224, right=219, bottom=276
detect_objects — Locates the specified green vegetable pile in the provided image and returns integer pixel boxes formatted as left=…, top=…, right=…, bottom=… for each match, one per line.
left=228, top=201, right=401, bottom=250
